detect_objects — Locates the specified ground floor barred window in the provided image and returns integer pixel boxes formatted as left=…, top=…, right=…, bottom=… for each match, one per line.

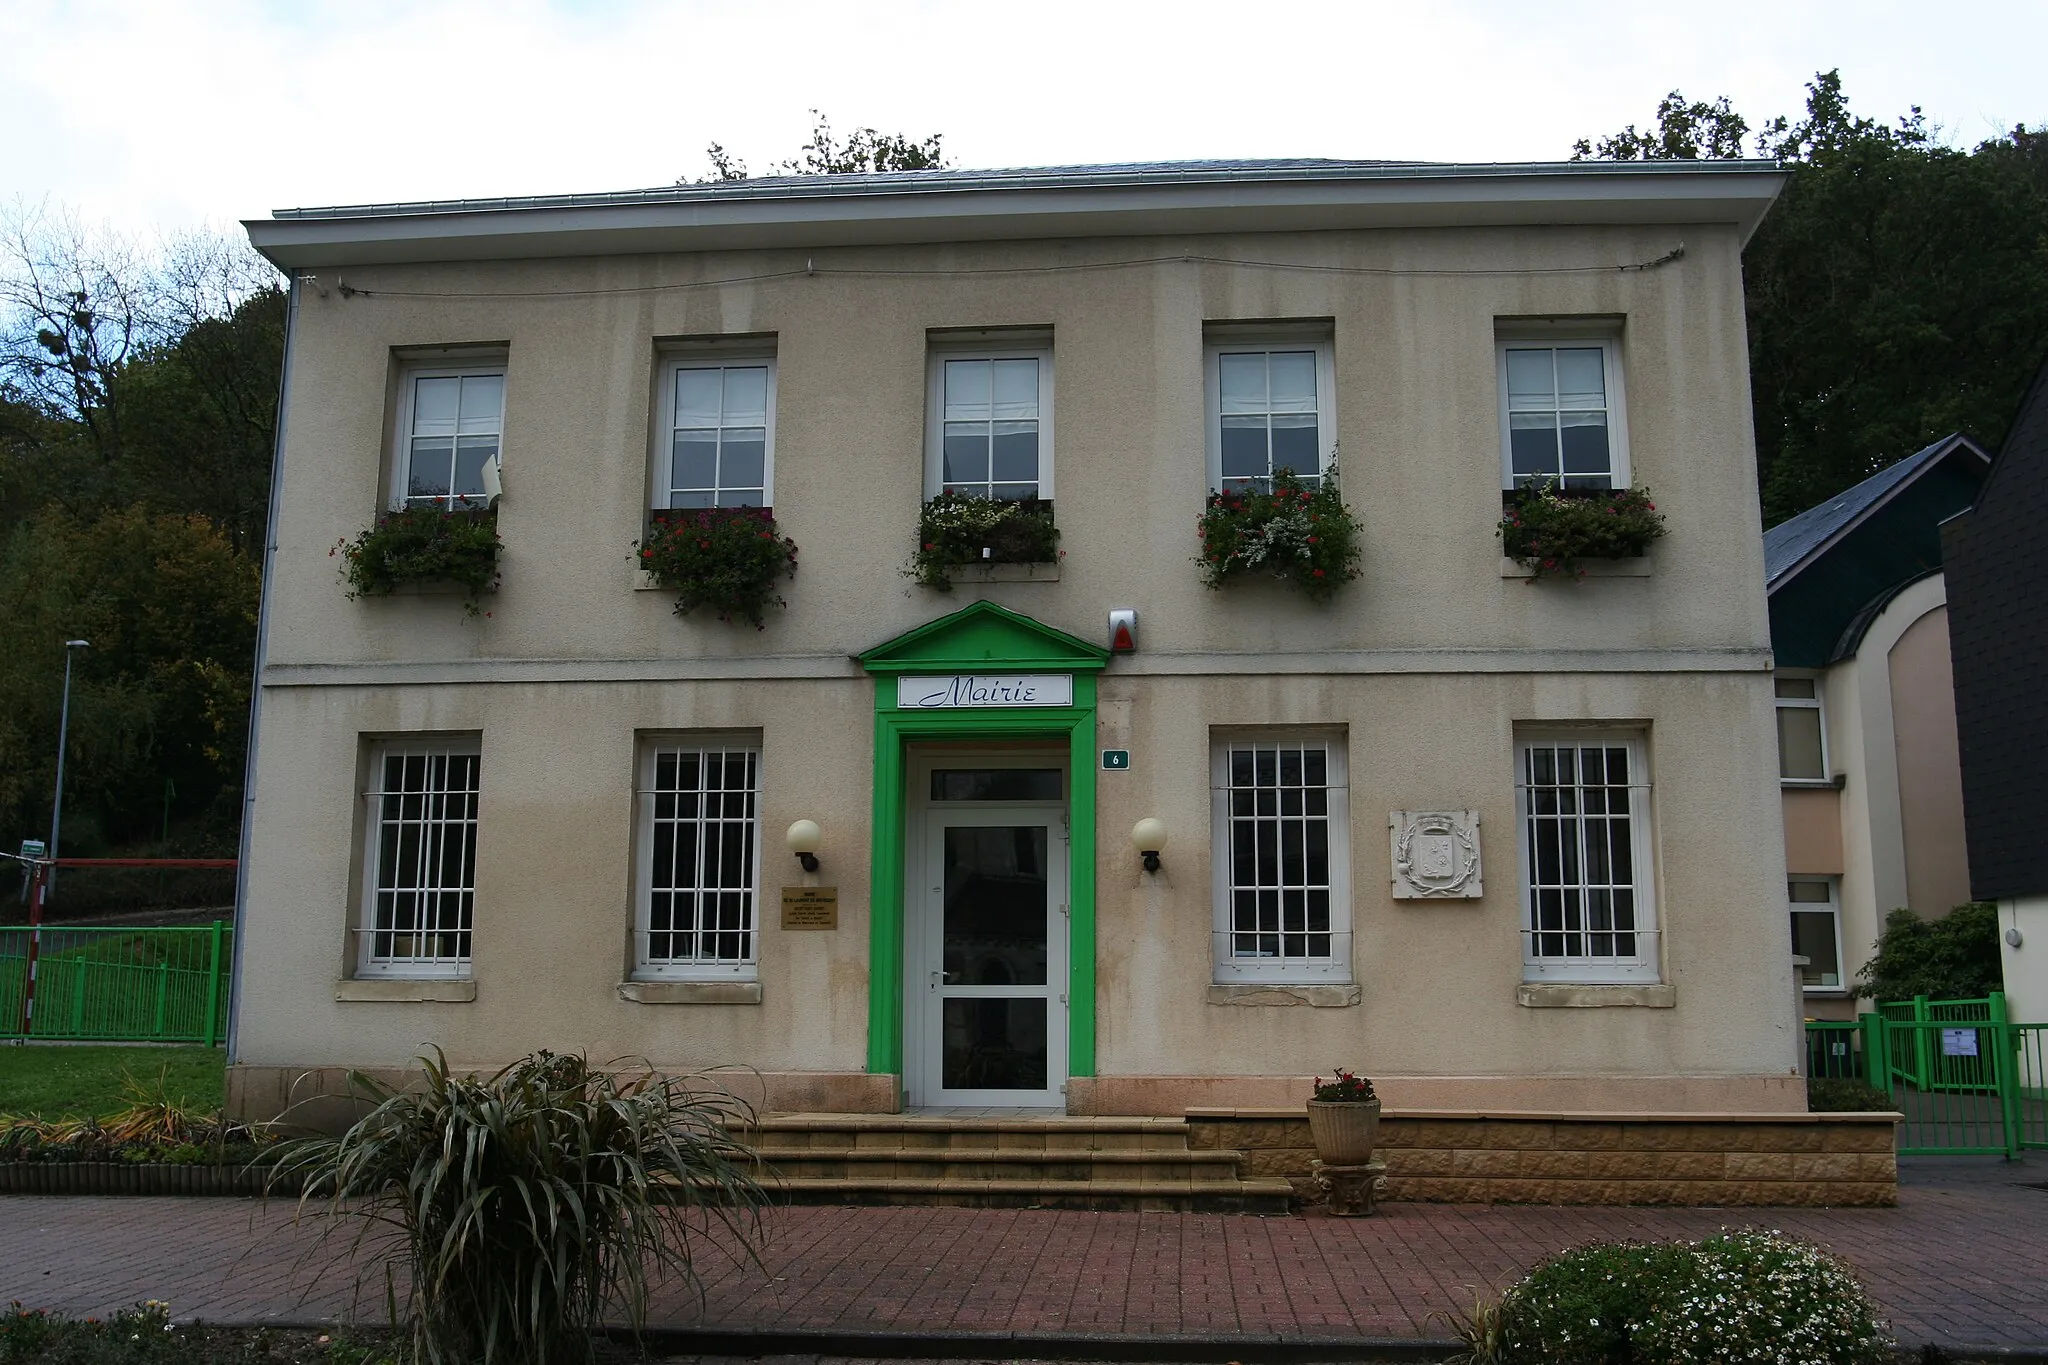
left=359, top=741, right=480, bottom=977
left=1210, top=734, right=1351, bottom=982
left=1516, top=732, right=1659, bottom=983
left=637, top=739, right=761, bottom=978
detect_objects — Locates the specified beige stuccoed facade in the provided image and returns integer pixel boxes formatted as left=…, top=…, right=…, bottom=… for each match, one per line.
left=233, top=162, right=1804, bottom=1122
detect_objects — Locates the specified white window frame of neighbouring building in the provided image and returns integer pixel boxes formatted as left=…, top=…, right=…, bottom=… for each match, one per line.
left=1790, top=877, right=1846, bottom=993
left=1209, top=731, right=1353, bottom=984
left=1204, top=325, right=1337, bottom=493
left=633, top=735, right=764, bottom=981
left=389, top=358, right=506, bottom=510
left=924, top=333, right=1055, bottom=502
left=1774, top=673, right=1830, bottom=785
left=356, top=738, right=482, bottom=979
left=1514, top=729, right=1660, bottom=983
left=1497, top=326, right=1630, bottom=491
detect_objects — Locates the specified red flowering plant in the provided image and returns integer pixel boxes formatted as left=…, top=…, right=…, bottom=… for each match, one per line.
left=333, top=503, right=502, bottom=618
left=638, top=506, right=798, bottom=628
left=1310, top=1068, right=1378, bottom=1103
left=1498, top=479, right=1666, bottom=581
left=1195, top=465, right=1361, bottom=603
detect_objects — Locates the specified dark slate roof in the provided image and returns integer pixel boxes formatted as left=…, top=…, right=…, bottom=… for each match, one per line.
left=1764, top=434, right=1990, bottom=591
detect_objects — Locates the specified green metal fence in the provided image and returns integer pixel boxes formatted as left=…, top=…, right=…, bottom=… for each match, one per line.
left=1806, top=993, right=2048, bottom=1158
left=0, top=922, right=232, bottom=1045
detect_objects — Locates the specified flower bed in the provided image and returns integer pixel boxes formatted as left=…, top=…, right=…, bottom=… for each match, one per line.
left=1499, top=481, right=1666, bottom=581
left=638, top=507, right=799, bottom=628
left=1195, top=467, right=1361, bottom=603
left=333, top=504, right=502, bottom=616
left=1465, top=1229, right=1892, bottom=1363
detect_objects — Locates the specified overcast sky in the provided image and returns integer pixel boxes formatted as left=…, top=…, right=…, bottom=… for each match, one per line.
left=5, top=0, right=2045, bottom=239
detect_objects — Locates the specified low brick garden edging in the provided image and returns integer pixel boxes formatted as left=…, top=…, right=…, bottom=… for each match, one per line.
left=0, top=1163, right=297, bottom=1197
left=1186, top=1108, right=1900, bottom=1207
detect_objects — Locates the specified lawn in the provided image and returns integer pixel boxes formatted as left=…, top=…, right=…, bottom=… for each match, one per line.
left=0, top=1044, right=225, bottom=1118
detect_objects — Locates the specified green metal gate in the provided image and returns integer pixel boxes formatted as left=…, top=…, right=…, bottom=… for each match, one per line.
left=1806, top=993, right=2048, bottom=1157
left=0, top=922, right=232, bottom=1045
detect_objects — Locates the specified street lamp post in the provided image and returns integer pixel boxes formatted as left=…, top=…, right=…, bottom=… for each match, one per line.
left=48, top=638, right=89, bottom=898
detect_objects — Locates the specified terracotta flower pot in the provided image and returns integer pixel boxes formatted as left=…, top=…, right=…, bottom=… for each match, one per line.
left=1306, top=1099, right=1382, bottom=1165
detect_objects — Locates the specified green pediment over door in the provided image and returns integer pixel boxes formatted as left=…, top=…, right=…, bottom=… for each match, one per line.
left=858, top=600, right=1109, bottom=676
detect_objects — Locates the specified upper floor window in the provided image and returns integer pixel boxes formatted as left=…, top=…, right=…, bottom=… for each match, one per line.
left=1516, top=731, right=1659, bottom=983
left=395, top=364, right=503, bottom=508
left=926, top=346, right=1052, bottom=500
left=1205, top=336, right=1336, bottom=491
left=358, top=738, right=481, bottom=979
left=658, top=357, right=774, bottom=509
left=1775, top=676, right=1828, bottom=783
left=1210, top=732, right=1352, bottom=983
left=1499, top=339, right=1627, bottom=490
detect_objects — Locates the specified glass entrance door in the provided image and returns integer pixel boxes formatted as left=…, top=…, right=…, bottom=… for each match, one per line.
left=913, top=804, right=1067, bottom=1107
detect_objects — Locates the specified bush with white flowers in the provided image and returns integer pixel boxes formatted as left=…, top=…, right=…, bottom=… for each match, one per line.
left=1472, top=1230, right=1891, bottom=1365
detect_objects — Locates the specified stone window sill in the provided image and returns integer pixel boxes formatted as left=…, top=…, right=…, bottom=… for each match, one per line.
left=1207, top=983, right=1361, bottom=1008
left=1499, top=556, right=1652, bottom=579
left=335, top=978, right=477, bottom=1003
left=618, top=980, right=762, bottom=1005
left=1517, top=983, right=1675, bottom=1008
left=952, top=561, right=1060, bottom=583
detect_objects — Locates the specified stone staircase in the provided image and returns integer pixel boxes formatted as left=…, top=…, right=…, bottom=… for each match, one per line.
left=747, top=1113, right=1295, bottom=1213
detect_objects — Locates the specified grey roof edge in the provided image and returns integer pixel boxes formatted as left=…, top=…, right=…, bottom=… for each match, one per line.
left=265, top=158, right=1785, bottom=221
left=1763, top=433, right=1993, bottom=593
left=1829, top=566, right=1943, bottom=663
left=244, top=158, right=1787, bottom=270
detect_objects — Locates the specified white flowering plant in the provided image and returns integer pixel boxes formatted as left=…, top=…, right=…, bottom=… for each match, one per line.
left=1461, top=1229, right=1891, bottom=1365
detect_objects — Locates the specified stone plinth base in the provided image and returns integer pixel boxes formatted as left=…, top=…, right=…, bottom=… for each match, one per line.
left=1312, top=1159, right=1388, bottom=1215
left=1188, top=1108, right=1900, bottom=1207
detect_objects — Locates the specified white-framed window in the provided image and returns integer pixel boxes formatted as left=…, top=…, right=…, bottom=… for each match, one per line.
left=392, top=363, right=505, bottom=509
left=357, top=740, right=481, bottom=978
left=1774, top=675, right=1829, bottom=783
left=925, top=347, right=1054, bottom=500
left=1789, top=878, right=1845, bottom=992
left=656, top=357, right=775, bottom=509
left=1498, top=337, right=1628, bottom=490
left=1205, top=338, right=1337, bottom=491
left=1210, top=733, right=1352, bottom=983
left=1515, top=731, right=1659, bottom=983
left=634, top=737, right=762, bottom=979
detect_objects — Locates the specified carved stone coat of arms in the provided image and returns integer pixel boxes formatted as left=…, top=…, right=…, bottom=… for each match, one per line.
left=1389, top=810, right=1482, bottom=899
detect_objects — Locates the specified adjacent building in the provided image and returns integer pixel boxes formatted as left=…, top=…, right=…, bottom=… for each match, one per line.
left=1762, top=435, right=1990, bottom=1020
left=231, top=158, right=1804, bottom=1121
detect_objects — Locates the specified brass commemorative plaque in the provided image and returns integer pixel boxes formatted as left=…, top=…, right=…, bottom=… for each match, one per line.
left=780, top=886, right=839, bottom=929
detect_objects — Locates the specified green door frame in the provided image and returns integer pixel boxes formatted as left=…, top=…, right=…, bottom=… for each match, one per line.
left=858, top=602, right=1109, bottom=1091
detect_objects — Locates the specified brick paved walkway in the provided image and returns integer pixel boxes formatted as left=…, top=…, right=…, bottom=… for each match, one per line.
left=3, top=1158, right=2044, bottom=1357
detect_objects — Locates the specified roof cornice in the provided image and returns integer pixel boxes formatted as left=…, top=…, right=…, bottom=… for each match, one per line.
left=244, top=159, right=1786, bottom=269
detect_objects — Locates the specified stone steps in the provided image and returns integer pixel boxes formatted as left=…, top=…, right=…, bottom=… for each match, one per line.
left=746, top=1114, right=1295, bottom=1213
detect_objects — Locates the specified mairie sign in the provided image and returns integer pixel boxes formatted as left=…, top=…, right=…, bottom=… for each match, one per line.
left=896, top=673, right=1074, bottom=710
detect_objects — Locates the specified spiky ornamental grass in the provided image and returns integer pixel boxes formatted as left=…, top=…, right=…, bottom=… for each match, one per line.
left=637, top=507, right=799, bottom=628
left=1459, top=1229, right=1892, bottom=1365
left=906, top=492, right=1060, bottom=591
left=1498, top=481, right=1666, bottom=581
left=277, top=1050, right=767, bottom=1365
left=1194, top=466, right=1361, bottom=603
left=333, top=505, right=502, bottom=617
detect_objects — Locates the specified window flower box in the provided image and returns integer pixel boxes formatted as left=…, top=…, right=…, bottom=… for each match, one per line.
left=1499, top=481, right=1666, bottom=581
left=638, top=507, right=799, bottom=629
left=1195, top=466, right=1361, bottom=603
left=907, top=492, right=1059, bottom=592
left=334, top=504, right=502, bottom=618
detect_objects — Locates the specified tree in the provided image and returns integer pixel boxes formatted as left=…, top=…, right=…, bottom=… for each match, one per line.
left=1574, top=73, right=2048, bottom=525
left=693, top=110, right=949, bottom=183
